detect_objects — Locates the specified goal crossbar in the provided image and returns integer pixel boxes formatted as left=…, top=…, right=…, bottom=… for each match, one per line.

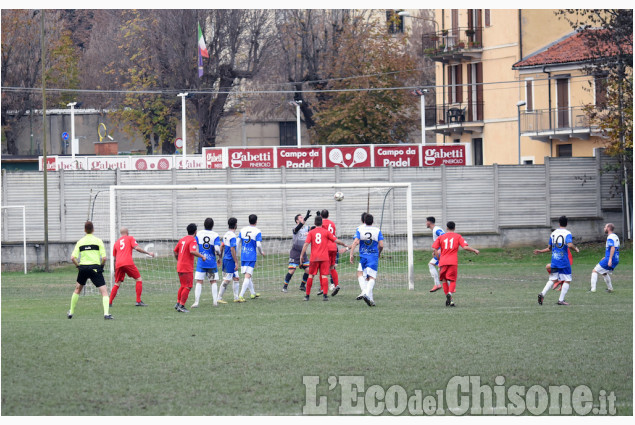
left=109, top=182, right=414, bottom=290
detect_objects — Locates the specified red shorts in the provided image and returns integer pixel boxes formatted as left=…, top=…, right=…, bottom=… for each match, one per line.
left=439, top=265, right=458, bottom=283
left=308, top=260, right=330, bottom=277
left=328, top=251, right=337, bottom=267
left=178, top=272, right=193, bottom=288
left=115, top=264, right=141, bottom=283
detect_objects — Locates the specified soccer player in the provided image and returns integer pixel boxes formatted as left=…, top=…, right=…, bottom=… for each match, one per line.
left=283, top=210, right=311, bottom=293
left=238, top=214, right=265, bottom=301
left=173, top=223, right=207, bottom=313
left=534, top=215, right=580, bottom=306
left=219, top=217, right=242, bottom=303
left=110, top=227, right=155, bottom=307
left=192, top=218, right=221, bottom=308
left=590, top=222, right=620, bottom=293
left=300, top=215, right=349, bottom=301
left=426, top=216, right=445, bottom=292
left=432, top=221, right=480, bottom=307
left=349, top=213, right=383, bottom=307
left=320, top=209, right=341, bottom=296
left=67, top=221, right=112, bottom=320
left=355, top=212, right=368, bottom=294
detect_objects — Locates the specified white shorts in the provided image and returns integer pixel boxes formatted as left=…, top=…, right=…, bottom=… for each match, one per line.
left=241, top=266, right=254, bottom=276
left=195, top=271, right=219, bottom=282
left=549, top=272, right=572, bottom=282
left=224, top=271, right=240, bottom=281
left=362, top=267, right=378, bottom=279
left=429, top=257, right=439, bottom=266
left=594, top=264, right=613, bottom=275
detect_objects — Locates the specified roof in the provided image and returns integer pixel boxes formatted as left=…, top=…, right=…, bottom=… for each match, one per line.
left=513, top=28, right=632, bottom=69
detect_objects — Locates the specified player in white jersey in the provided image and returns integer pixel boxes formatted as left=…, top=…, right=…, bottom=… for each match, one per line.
left=426, top=216, right=446, bottom=292
left=534, top=216, right=580, bottom=305
left=218, top=217, right=241, bottom=303
left=192, top=218, right=221, bottom=308
left=590, top=223, right=620, bottom=293
left=350, top=213, right=384, bottom=307
left=238, top=214, right=265, bottom=301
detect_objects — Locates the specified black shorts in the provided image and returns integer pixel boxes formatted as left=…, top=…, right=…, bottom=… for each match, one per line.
left=76, top=265, right=106, bottom=288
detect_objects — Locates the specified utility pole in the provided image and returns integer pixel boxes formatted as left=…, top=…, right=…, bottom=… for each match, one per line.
left=40, top=9, right=49, bottom=272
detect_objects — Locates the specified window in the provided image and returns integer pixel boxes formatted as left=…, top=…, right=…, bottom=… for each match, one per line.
left=484, top=9, right=491, bottom=27
left=557, top=144, right=572, bottom=157
left=453, top=139, right=461, bottom=144
left=473, top=138, right=483, bottom=165
left=386, top=10, right=404, bottom=34
left=595, top=74, right=608, bottom=108
left=279, top=122, right=297, bottom=146
left=448, top=65, right=462, bottom=104
left=525, top=79, right=534, bottom=111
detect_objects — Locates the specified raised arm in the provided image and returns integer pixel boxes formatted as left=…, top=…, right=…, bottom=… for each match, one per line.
left=134, top=245, right=155, bottom=257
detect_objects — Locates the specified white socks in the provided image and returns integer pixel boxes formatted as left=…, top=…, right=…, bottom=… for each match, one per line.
left=211, top=282, right=218, bottom=304
left=218, top=281, right=228, bottom=299
left=591, top=272, right=598, bottom=291
left=194, top=282, right=203, bottom=303
left=559, top=283, right=570, bottom=302
left=358, top=275, right=366, bottom=293
left=364, top=278, right=376, bottom=301
left=541, top=281, right=552, bottom=296
left=233, top=281, right=240, bottom=300
left=240, top=278, right=254, bottom=297
left=603, top=274, right=613, bottom=291
left=429, top=263, right=440, bottom=286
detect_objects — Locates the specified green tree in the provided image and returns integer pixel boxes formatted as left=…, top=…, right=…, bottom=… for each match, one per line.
left=47, top=29, right=80, bottom=107
left=311, top=22, right=418, bottom=144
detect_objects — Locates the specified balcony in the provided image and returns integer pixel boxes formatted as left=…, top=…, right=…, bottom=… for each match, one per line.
left=423, top=27, right=483, bottom=63
left=426, top=102, right=485, bottom=135
left=520, top=106, right=602, bottom=142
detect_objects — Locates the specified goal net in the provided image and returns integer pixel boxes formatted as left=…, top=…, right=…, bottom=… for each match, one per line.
left=96, top=183, right=413, bottom=299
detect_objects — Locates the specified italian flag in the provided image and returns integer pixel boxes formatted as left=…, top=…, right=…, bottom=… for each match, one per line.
left=198, top=22, right=208, bottom=78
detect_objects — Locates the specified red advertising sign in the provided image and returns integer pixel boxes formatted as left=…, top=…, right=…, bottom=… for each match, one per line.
left=130, top=156, right=171, bottom=171
left=204, top=148, right=224, bottom=169
left=277, top=147, right=322, bottom=168
left=422, top=145, right=466, bottom=166
left=228, top=148, right=274, bottom=168
left=175, top=156, right=205, bottom=169
left=374, top=145, right=420, bottom=167
left=58, top=157, right=87, bottom=170
left=325, top=146, right=372, bottom=168
left=89, top=157, right=132, bottom=170
left=39, top=156, right=57, bottom=171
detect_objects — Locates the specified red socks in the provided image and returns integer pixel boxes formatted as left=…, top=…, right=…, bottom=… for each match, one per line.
left=306, top=277, right=313, bottom=295
left=331, top=269, right=339, bottom=287
left=449, top=281, right=456, bottom=293
left=179, top=286, right=191, bottom=306
left=442, top=282, right=449, bottom=295
left=109, top=284, right=120, bottom=304
left=135, top=280, right=143, bottom=303
left=321, top=277, right=328, bottom=294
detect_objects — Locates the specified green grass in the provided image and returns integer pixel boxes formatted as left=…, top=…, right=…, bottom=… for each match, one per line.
left=1, top=244, right=632, bottom=415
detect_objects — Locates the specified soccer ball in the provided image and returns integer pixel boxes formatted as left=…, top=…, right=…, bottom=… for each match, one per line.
left=334, top=191, right=344, bottom=202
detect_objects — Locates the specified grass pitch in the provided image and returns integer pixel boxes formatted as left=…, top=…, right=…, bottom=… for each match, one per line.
left=1, top=244, right=632, bottom=415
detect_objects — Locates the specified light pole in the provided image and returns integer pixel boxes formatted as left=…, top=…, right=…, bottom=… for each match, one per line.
left=67, top=102, right=77, bottom=160
left=289, top=100, right=302, bottom=147
left=516, top=100, right=526, bottom=165
left=177, top=93, right=188, bottom=158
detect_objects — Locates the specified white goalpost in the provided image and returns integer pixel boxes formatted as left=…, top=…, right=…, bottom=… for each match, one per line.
left=105, top=183, right=414, bottom=298
left=1, top=205, right=27, bottom=274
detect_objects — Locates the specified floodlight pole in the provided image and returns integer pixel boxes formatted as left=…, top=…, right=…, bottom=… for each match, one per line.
left=289, top=100, right=303, bottom=147
left=178, top=93, right=188, bottom=158
left=68, top=102, right=77, bottom=160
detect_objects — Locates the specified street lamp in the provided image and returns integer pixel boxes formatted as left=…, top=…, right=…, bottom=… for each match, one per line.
left=516, top=100, right=526, bottom=165
left=177, top=93, right=188, bottom=158
left=67, top=102, right=77, bottom=160
left=411, top=89, right=429, bottom=145
left=288, top=100, right=303, bottom=147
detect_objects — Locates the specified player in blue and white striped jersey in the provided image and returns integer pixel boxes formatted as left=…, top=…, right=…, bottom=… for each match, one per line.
left=590, top=223, right=620, bottom=293
left=238, top=214, right=265, bottom=301
left=191, top=217, right=221, bottom=308
left=426, top=216, right=446, bottom=292
left=349, top=213, right=384, bottom=307
left=534, top=216, right=580, bottom=306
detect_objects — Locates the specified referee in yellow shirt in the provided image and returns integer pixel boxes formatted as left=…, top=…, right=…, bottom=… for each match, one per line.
left=68, top=221, right=113, bottom=320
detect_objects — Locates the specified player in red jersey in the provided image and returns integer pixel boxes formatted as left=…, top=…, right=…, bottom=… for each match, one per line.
left=320, top=209, right=341, bottom=296
left=110, top=227, right=155, bottom=307
left=431, top=221, right=479, bottom=307
left=300, top=215, right=349, bottom=301
left=173, top=223, right=207, bottom=313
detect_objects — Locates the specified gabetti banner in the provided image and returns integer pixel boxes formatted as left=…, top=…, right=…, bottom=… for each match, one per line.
left=41, top=145, right=467, bottom=171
